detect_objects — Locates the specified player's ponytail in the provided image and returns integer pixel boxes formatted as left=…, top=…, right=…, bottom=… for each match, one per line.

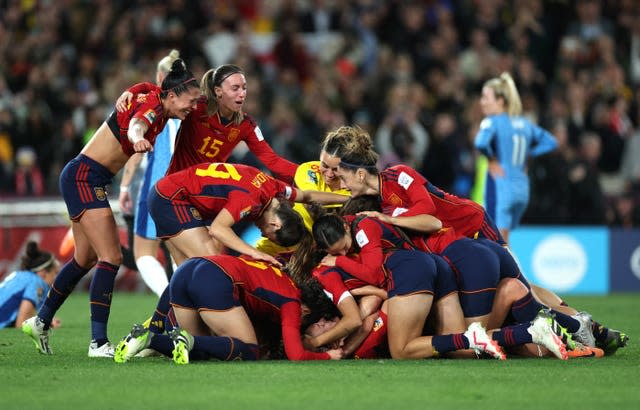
left=483, top=72, right=522, bottom=117
left=160, top=58, right=198, bottom=98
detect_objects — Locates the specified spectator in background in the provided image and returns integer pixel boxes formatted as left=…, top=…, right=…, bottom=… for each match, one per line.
left=569, top=132, right=607, bottom=224
left=14, top=147, right=45, bottom=197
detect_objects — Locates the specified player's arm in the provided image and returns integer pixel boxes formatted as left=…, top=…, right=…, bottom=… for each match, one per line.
left=127, top=117, right=153, bottom=153
left=245, top=124, right=298, bottom=183
left=306, top=293, right=362, bottom=350
left=294, top=188, right=349, bottom=206
left=14, top=299, right=37, bottom=328
left=118, top=153, right=143, bottom=214
left=341, top=311, right=379, bottom=357
left=209, top=209, right=281, bottom=266
left=358, top=210, right=442, bottom=234
left=529, top=124, right=558, bottom=157
left=115, top=82, right=158, bottom=112
left=474, top=118, right=496, bottom=158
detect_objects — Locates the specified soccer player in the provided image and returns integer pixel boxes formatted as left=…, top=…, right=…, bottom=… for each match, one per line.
left=114, top=254, right=342, bottom=363
left=22, top=59, right=201, bottom=357
left=310, top=213, right=569, bottom=360
left=118, top=49, right=182, bottom=297
left=118, top=64, right=298, bottom=182
left=474, top=72, right=558, bottom=244
left=148, top=162, right=347, bottom=266
left=0, top=242, right=59, bottom=330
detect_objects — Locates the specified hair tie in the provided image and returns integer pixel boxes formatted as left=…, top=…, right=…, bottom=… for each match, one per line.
left=29, top=255, right=55, bottom=272
left=216, top=71, right=239, bottom=86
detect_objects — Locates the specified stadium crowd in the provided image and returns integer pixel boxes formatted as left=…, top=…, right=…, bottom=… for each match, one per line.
left=1, top=0, right=640, bottom=227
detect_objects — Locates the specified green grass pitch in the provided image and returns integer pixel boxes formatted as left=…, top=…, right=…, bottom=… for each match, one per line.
left=0, top=292, right=638, bottom=410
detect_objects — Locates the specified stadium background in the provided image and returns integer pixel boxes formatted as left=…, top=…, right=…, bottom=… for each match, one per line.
left=1, top=0, right=640, bottom=294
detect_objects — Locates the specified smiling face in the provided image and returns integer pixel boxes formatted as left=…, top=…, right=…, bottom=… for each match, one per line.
left=337, top=167, right=369, bottom=196
left=319, top=150, right=341, bottom=189
left=216, top=73, right=247, bottom=118
left=166, top=87, right=201, bottom=120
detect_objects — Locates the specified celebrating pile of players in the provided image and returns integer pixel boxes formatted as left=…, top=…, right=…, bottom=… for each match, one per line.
left=20, top=54, right=628, bottom=364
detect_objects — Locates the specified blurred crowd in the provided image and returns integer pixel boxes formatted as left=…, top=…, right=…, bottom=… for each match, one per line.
left=1, top=0, right=639, bottom=227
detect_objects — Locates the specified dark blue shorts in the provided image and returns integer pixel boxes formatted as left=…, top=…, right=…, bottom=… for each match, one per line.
left=432, top=254, right=458, bottom=300
left=59, top=154, right=115, bottom=221
left=385, top=250, right=437, bottom=298
left=147, top=187, right=213, bottom=238
left=442, top=238, right=500, bottom=318
left=476, top=238, right=530, bottom=288
left=169, top=258, right=240, bottom=311
left=476, top=210, right=506, bottom=245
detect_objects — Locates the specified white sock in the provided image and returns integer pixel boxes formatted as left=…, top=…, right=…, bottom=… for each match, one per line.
left=136, top=255, right=169, bottom=297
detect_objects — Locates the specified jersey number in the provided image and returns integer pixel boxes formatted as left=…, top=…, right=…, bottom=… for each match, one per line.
left=511, top=134, right=527, bottom=167
left=240, top=259, right=283, bottom=277
left=198, top=137, right=224, bottom=159
left=195, top=163, right=242, bottom=181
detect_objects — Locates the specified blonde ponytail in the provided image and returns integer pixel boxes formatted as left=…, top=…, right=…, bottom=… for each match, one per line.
left=483, top=72, right=523, bottom=116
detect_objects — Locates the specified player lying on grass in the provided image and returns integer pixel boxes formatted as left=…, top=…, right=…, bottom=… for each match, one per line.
left=114, top=254, right=344, bottom=363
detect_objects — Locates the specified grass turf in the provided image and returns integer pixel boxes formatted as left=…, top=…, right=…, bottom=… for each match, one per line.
left=0, top=293, right=638, bottom=410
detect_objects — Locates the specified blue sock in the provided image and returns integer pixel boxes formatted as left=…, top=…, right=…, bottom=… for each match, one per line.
left=492, top=323, right=533, bottom=346
left=432, top=333, right=469, bottom=354
left=193, top=336, right=259, bottom=361
left=149, top=287, right=171, bottom=334
left=149, top=334, right=174, bottom=357
left=549, top=309, right=580, bottom=333
left=39, top=258, right=90, bottom=329
left=510, top=291, right=544, bottom=323
left=89, top=261, right=119, bottom=342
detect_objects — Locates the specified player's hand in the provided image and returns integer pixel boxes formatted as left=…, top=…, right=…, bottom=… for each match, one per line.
left=116, top=91, right=134, bottom=112
left=488, top=159, right=505, bottom=178
left=326, top=348, right=344, bottom=360
left=133, top=139, right=153, bottom=153
left=250, top=249, right=282, bottom=267
left=51, top=318, right=62, bottom=328
left=119, top=191, right=133, bottom=214
left=356, top=211, right=390, bottom=223
left=320, top=255, right=337, bottom=267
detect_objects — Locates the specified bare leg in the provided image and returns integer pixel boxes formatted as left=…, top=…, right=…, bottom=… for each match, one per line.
left=387, top=293, right=436, bottom=359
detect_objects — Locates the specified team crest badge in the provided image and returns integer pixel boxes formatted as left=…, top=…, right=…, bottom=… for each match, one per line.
left=372, top=316, right=384, bottom=332
left=239, top=206, right=252, bottom=219
left=94, top=187, right=107, bottom=201
left=190, top=208, right=202, bottom=220
left=388, top=193, right=403, bottom=207
left=37, top=287, right=43, bottom=299
left=228, top=128, right=239, bottom=142
left=136, top=95, right=147, bottom=104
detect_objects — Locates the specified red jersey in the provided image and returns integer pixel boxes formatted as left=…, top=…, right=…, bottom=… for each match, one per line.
left=203, top=254, right=330, bottom=360
left=312, top=264, right=368, bottom=306
left=379, top=165, right=485, bottom=239
left=109, top=90, right=168, bottom=157
left=127, top=82, right=297, bottom=180
left=155, top=162, right=297, bottom=221
left=333, top=215, right=404, bottom=289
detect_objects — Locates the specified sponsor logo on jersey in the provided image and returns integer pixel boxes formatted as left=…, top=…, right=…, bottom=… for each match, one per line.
left=190, top=207, right=202, bottom=220
left=94, top=187, right=107, bottom=201
left=143, top=109, right=156, bottom=124
left=355, top=229, right=369, bottom=248
left=398, top=172, right=414, bottom=189
left=254, top=126, right=265, bottom=141
left=228, top=128, right=239, bottom=142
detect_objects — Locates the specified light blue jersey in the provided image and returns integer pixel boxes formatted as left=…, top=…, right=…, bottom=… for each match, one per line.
left=0, top=270, right=49, bottom=328
left=474, top=113, right=557, bottom=230
left=135, top=119, right=179, bottom=239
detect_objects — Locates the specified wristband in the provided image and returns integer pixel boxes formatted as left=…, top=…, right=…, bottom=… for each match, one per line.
left=120, top=186, right=129, bottom=193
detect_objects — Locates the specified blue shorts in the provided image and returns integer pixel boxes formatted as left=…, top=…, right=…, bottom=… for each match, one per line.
left=385, top=250, right=437, bottom=298
left=169, top=258, right=240, bottom=311
left=432, top=254, right=458, bottom=300
left=147, top=188, right=212, bottom=238
left=485, top=176, right=529, bottom=233
left=476, top=239, right=530, bottom=288
left=59, top=154, right=115, bottom=221
left=442, top=238, right=499, bottom=318
left=475, top=210, right=506, bottom=245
